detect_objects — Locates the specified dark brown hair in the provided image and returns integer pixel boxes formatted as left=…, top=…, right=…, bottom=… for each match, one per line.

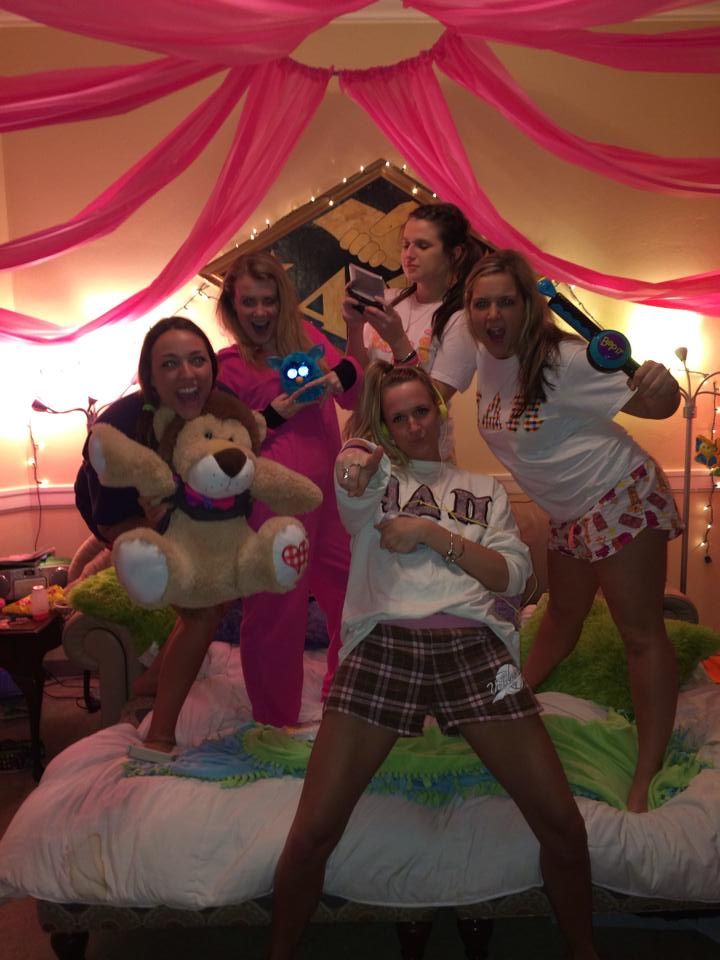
left=135, top=316, right=218, bottom=446
left=406, top=203, right=487, bottom=341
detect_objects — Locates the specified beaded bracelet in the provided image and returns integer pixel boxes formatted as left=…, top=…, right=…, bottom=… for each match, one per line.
left=444, top=531, right=466, bottom=565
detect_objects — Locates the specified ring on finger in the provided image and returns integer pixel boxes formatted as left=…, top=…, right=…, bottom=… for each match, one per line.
left=342, top=465, right=352, bottom=481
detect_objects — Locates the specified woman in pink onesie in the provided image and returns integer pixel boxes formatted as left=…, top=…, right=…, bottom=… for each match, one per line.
left=216, top=252, right=362, bottom=726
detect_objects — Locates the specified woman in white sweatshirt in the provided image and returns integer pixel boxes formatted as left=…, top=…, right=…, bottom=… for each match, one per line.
left=268, top=361, right=599, bottom=960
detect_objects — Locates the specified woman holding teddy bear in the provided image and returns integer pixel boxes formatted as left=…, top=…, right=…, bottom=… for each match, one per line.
left=75, top=316, right=229, bottom=760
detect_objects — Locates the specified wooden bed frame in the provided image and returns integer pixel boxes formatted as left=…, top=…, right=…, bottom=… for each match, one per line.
left=37, top=888, right=720, bottom=959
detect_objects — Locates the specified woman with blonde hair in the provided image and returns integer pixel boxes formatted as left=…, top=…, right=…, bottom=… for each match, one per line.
left=216, top=252, right=363, bottom=726
left=269, top=360, right=599, bottom=960
left=465, top=249, right=682, bottom=812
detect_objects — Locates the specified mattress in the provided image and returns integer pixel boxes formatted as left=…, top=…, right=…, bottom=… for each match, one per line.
left=1, top=644, right=719, bottom=912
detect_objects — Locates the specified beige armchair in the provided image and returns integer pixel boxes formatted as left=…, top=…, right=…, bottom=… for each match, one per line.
left=62, top=610, right=145, bottom=727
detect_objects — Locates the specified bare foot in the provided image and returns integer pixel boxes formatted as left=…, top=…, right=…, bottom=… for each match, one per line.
left=127, top=739, right=178, bottom=763
left=142, top=738, right=176, bottom=754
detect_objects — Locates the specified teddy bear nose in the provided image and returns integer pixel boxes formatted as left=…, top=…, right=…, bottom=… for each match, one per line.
left=214, top=448, right=247, bottom=478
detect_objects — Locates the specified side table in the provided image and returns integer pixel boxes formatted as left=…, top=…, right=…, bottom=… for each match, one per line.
left=0, top=612, right=64, bottom=781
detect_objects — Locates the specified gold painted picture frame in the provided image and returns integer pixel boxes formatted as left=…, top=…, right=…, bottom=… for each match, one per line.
left=201, top=159, right=489, bottom=349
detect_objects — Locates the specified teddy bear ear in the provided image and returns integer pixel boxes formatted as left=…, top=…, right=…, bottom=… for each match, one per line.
left=252, top=410, right=268, bottom=447
left=153, top=406, right=178, bottom=442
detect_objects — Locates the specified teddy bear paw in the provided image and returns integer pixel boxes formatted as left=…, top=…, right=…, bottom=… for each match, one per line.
left=272, top=522, right=310, bottom=588
left=115, top=539, right=170, bottom=606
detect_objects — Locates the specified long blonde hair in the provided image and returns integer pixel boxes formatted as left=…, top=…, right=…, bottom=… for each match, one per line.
left=464, top=250, right=579, bottom=410
left=216, top=252, right=320, bottom=368
left=344, top=361, right=443, bottom=464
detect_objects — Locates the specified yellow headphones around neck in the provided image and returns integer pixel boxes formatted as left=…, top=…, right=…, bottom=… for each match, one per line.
left=434, top=385, right=449, bottom=421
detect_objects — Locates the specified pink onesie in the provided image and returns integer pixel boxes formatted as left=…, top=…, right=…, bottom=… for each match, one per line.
left=217, top=322, right=362, bottom=726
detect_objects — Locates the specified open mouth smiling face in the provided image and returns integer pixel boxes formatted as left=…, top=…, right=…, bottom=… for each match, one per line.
left=468, top=273, right=525, bottom=360
left=232, top=275, right=281, bottom=350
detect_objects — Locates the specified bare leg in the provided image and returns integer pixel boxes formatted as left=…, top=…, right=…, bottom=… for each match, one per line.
left=142, top=604, right=225, bottom=751
left=523, top=549, right=598, bottom=689
left=269, top=711, right=398, bottom=960
left=460, top=717, right=599, bottom=960
left=594, top=528, right=677, bottom=812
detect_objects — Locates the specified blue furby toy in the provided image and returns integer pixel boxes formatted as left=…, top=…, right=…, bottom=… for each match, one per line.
left=267, top=344, right=326, bottom=403
left=537, top=278, right=639, bottom=376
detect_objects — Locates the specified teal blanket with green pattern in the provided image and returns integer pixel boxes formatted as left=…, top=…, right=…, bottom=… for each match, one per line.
left=125, top=712, right=705, bottom=810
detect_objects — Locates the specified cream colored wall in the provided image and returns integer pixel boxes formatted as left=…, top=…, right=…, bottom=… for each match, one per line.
left=0, top=503, right=89, bottom=561
left=0, top=16, right=718, bottom=625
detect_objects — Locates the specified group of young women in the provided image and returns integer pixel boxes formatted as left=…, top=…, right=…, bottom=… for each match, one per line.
left=76, top=200, right=681, bottom=960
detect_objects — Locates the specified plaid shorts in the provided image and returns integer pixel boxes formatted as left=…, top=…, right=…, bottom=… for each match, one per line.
left=325, top=622, right=539, bottom=737
left=548, top=458, right=683, bottom=563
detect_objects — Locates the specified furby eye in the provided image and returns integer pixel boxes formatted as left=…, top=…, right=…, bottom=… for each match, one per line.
left=286, top=367, right=298, bottom=380
left=298, top=364, right=310, bottom=377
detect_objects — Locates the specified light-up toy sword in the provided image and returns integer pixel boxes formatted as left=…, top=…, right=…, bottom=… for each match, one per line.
left=537, top=278, right=639, bottom=376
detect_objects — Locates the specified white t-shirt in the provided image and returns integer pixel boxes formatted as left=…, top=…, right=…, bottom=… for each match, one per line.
left=475, top=339, right=644, bottom=522
left=364, top=292, right=476, bottom=393
left=336, top=451, right=532, bottom=666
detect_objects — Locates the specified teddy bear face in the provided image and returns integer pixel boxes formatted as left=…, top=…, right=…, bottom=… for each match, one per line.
left=172, top=413, right=257, bottom=499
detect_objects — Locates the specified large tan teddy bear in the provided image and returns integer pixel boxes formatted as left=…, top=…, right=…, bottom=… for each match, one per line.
left=88, top=390, right=322, bottom=609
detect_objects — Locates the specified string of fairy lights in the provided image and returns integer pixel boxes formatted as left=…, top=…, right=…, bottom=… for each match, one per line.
left=242, top=161, right=434, bottom=244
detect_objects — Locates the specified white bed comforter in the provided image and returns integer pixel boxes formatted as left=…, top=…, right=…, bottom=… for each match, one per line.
left=1, top=644, right=719, bottom=910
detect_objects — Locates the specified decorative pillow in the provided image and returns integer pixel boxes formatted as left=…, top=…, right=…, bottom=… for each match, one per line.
left=67, top=567, right=176, bottom=656
left=520, top=595, right=720, bottom=716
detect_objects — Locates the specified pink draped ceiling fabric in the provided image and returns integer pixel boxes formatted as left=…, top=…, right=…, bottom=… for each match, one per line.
left=0, top=0, right=719, bottom=343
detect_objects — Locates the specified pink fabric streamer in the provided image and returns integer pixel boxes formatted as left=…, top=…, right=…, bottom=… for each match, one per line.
left=340, top=55, right=720, bottom=315
left=0, top=58, right=221, bottom=132
left=435, top=34, right=720, bottom=195
left=0, top=59, right=329, bottom=343
left=0, top=0, right=370, bottom=66
left=408, top=0, right=701, bottom=32
left=481, top=25, right=720, bottom=73
left=0, top=69, right=252, bottom=269
left=1, top=0, right=719, bottom=341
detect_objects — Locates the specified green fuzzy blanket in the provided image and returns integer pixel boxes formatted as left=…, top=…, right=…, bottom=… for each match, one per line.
left=126, top=714, right=705, bottom=811
left=520, top=596, right=720, bottom=717
left=67, top=567, right=176, bottom=656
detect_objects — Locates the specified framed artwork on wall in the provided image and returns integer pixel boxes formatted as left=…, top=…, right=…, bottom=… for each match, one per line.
left=201, top=159, right=491, bottom=350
